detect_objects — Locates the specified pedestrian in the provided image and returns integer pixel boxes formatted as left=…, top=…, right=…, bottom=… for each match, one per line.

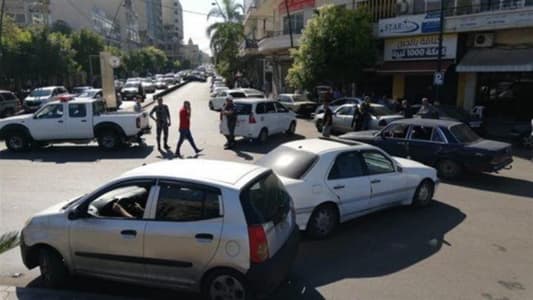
left=149, top=97, right=171, bottom=151
left=352, top=104, right=364, bottom=131
left=175, top=101, right=203, bottom=158
left=361, top=97, right=372, bottom=130
left=322, top=100, right=333, bottom=137
left=221, top=96, right=237, bottom=149
left=417, top=97, right=439, bottom=119
left=134, top=96, right=142, bottom=112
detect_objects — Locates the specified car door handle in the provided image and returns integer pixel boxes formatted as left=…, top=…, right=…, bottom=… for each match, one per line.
left=371, top=179, right=381, bottom=184
left=195, top=233, right=214, bottom=240
left=120, top=230, right=137, bottom=237
left=57, top=120, right=64, bottom=123
left=81, top=120, right=87, bottom=123
left=333, top=185, right=345, bottom=190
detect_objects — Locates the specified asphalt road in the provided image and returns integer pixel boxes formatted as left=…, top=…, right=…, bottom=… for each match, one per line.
left=0, top=82, right=532, bottom=300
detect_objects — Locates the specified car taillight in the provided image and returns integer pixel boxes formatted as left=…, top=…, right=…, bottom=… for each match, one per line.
left=248, top=225, right=269, bottom=263
left=249, top=113, right=256, bottom=124
left=136, top=117, right=141, bottom=128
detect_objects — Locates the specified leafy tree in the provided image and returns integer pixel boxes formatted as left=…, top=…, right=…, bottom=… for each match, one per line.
left=50, top=19, right=72, bottom=35
left=287, top=5, right=375, bottom=90
left=71, top=29, right=105, bottom=77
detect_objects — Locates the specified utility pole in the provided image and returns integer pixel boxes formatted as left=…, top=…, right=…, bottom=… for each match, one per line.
left=284, top=0, right=294, bottom=48
left=0, top=0, right=6, bottom=73
left=434, top=0, right=445, bottom=103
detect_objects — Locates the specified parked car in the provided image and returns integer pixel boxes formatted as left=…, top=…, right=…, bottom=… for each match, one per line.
left=314, top=97, right=362, bottom=115
left=0, top=97, right=150, bottom=151
left=120, top=82, right=145, bottom=101
left=340, top=119, right=513, bottom=179
left=0, top=90, right=21, bottom=118
left=24, top=86, right=68, bottom=112
left=209, top=89, right=248, bottom=111
left=210, top=82, right=227, bottom=93
left=315, top=103, right=403, bottom=134
left=409, top=104, right=486, bottom=135
left=210, top=86, right=229, bottom=96
left=219, top=99, right=297, bottom=143
left=71, top=86, right=92, bottom=96
left=277, top=94, right=318, bottom=117
left=154, top=80, right=169, bottom=90
left=77, top=89, right=102, bottom=100
left=257, top=137, right=438, bottom=238
left=240, top=88, right=265, bottom=98
left=19, top=159, right=299, bottom=299
left=141, top=79, right=156, bottom=93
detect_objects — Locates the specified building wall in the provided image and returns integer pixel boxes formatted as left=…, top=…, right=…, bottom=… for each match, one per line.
left=4, top=0, right=50, bottom=26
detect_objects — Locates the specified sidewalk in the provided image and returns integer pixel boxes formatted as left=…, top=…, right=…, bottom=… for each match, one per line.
left=0, top=285, right=137, bottom=300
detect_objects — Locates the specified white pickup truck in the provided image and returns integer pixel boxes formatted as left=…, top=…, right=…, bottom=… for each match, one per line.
left=0, top=97, right=150, bottom=151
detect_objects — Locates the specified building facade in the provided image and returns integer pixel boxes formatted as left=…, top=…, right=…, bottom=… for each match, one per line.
left=134, top=0, right=164, bottom=46
left=4, top=0, right=51, bottom=26
left=162, top=0, right=184, bottom=60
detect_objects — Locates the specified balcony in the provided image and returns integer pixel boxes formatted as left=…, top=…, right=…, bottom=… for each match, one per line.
left=257, top=31, right=301, bottom=55
left=244, top=0, right=275, bottom=23
left=239, top=38, right=259, bottom=56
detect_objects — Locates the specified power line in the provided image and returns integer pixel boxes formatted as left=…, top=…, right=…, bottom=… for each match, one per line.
left=135, top=0, right=209, bottom=16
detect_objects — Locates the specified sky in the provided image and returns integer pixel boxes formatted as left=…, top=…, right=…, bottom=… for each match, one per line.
left=180, top=0, right=244, bottom=56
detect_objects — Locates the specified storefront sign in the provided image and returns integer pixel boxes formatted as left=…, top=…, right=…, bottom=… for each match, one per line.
left=378, top=13, right=441, bottom=38
left=278, top=0, right=315, bottom=13
left=384, top=34, right=457, bottom=61
left=446, top=8, right=533, bottom=32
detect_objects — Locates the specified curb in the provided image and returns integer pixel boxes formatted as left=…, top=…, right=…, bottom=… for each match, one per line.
left=0, top=285, right=136, bottom=300
left=141, top=81, right=189, bottom=109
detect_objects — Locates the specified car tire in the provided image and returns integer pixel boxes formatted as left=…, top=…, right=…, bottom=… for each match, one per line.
left=412, top=179, right=434, bottom=207
left=316, top=119, right=323, bottom=133
left=286, top=121, right=296, bottom=135
left=39, top=248, right=68, bottom=288
left=203, top=269, right=251, bottom=300
left=97, top=130, right=121, bottom=150
left=257, top=128, right=268, bottom=144
left=437, top=159, right=462, bottom=179
left=306, top=204, right=339, bottom=239
left=5, top=131, right=31, bottom=152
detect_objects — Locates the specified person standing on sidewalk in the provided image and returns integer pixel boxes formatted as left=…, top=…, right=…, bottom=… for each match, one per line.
left=221, top=96, right=237, bottom=149
left=134, top=96, right=143, bottom=113
left=322, top=100, right=333, bottom=137
left=149, top=97, right=171, bottom=151
left=175, top=101, right=203, bottom=158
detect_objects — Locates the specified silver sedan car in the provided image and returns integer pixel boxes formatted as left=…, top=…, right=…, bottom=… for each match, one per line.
left=20, top=159, right=299, bottom=299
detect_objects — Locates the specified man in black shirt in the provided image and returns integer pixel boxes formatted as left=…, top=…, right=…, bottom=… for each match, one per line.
left=149, top=97, right=171, bottom=150
left=322, top=101, right=333, bottom=137
left=221, top=96, right=237, bottom=149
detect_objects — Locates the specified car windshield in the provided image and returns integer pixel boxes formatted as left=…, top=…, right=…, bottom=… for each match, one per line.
left=450, top=124, right=481, bottom=143
left=293, top=95, right=309, bottom=102
left=125, top=83, right=138, bottom=88
left=257, top=146, right=318, bottom=179
left=371, top=105, right=394, bottom=116
left=30, top=89, right=52, bottom=97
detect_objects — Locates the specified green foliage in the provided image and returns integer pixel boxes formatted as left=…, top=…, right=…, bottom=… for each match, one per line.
left=122, top=46, right=169, bottom=76
left=71, top=29, right=105, bottom=76
left=0, top=231, right=19, bottom=254
left=287, top=5, right=376, bottom=90
left=51, top=20, right=72, bottom=35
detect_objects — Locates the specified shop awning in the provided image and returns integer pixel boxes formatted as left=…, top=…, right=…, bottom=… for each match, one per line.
left=457, top=48, right=533, bottom=72
left=377, top=60, right=454, bottom=73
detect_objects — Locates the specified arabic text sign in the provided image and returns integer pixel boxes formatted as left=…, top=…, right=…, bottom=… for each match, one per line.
left=384, top=34, right=458, bottom=61
left=379, top=13, right=441, bottom=37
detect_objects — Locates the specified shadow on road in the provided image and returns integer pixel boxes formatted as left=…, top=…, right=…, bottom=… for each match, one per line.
left=449, top=172, right=533, bottom=199
left=0, top=145, right=154, bottom=163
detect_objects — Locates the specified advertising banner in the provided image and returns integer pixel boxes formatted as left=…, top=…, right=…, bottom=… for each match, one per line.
left=384, top=34, right=458, bottom=61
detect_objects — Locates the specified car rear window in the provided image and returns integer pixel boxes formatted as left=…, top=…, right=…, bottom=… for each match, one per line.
left=450, top=124, right=481, bottom=144
left=233, top=103, right=252, bottom=115
left=230, top=92, right=246, bottom=98
left=257, top=146, right=318, bottom=179
left=240, top=172, right=291, bottom=225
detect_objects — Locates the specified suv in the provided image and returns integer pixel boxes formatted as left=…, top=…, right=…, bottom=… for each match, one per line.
left=0, top=90, right=20, bottom=118
left=24, top=86, right=68, bottom=112
left=220, top=99, right=297, bottom=143
left=209, top=89, right=247, bottom=111
left=20, top=159, right=299, bottom=299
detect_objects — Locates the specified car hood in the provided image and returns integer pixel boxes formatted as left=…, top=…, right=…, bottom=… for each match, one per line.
left=465, top=139, right=511, bottom=152
left=0, top=113, right=33, bottom=127
left=339, top=130, right=379, bottom=140
left=24, top=96, right=49, bottom=102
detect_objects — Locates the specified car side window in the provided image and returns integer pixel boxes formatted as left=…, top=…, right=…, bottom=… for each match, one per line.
left=382, top=124, right=410, bottom=139
left=337, top=106, right=353, bottom=116
left=155, top=182, right=221, bottom=222
left=69, top=104, right=87, bottom=118
left=431, top=128, right=445, bottom=143
left=328, top=152, right=365, bottom=180
left=274, top=102, right=289, bottom=113
left=362, top=151, right=395, bottom=175
left=35, top=104, right=64, bottom=119
left=265, top=102, right=276, bottom=113
left=410, top=125, right=433, bottom=141
left=86, top=181, right=153, bottom=219
left=256, top=103, right=266, bottom=114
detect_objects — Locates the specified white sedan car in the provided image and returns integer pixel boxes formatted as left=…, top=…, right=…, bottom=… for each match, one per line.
left=257, top=138, right=439, bottom=238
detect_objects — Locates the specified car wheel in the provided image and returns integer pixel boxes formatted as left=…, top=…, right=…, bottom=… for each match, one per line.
left=203, top=269, right=250, bottom=300
left=39, top=248, right=68, bottom=288
left=316, top=119, right=323, bottom=133
left=257, top=128, right=268, bottom=144
left=412, top=179, right=434, bottom=207
left=5, top=131, right=30, bottom=152
left=97, top=130, right=121, bottom=150
left=307, top=204, right=339, bottom=239
left=437, top=159, right=462, bottom=179
left=286, top=121, right=296, bottom=135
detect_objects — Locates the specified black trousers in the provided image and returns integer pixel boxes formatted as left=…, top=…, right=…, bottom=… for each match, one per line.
left=156, top=124, right=169, bottom=147
left=225, top=119, right=236, bottom=144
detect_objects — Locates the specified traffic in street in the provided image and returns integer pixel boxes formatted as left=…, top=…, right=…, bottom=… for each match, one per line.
left=1, top=81, right=532, bottom=300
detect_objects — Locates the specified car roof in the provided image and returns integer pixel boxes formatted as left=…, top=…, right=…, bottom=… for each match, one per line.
left=280, top=138, right=374, bottom=155
left=392, top=118, right=462, bottom=127
left=34, top=86, right=62, bottom=90
left=0, top=90, right=13, bottom=93
left=233, top=98, right=274, bottom=104
left=120, top=159, right=268, bottom=187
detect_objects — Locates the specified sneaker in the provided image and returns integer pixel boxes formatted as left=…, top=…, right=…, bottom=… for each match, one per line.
left=164, top=144, right=171, bottom=149
left=196, top=148, right=204, bottom=154
left=174, top=153, right=183, bottom=159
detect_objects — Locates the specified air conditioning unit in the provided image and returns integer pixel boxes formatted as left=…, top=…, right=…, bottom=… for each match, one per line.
left=474, top=33, right=494, bottom=48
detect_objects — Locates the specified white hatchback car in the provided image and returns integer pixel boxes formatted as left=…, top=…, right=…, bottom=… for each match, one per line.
left=220, top=99, right=297, bottom=143
left=20, top=160, right=299, bottom=299
left=257, top=138, right=439, bottom=238
left=209, top=89, right=247, bottom=111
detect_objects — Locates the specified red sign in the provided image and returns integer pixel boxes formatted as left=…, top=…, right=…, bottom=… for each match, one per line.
left=278, top=0, right=315, bottom=13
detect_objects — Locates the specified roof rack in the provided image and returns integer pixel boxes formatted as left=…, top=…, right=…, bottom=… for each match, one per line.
left=318, top=136, right=362, bottom=146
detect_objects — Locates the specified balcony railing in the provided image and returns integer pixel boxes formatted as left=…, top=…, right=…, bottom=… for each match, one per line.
left=435, top=1, right=533, bottom=17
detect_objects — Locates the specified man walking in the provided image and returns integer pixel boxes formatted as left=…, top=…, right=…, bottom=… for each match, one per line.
left=175, top=101, right=203, bottom=158
left=221, top=96, right=237, bottom=149
left=322, top=101, right=333, bottom=137
left=149, top=97, right=171, bottom=150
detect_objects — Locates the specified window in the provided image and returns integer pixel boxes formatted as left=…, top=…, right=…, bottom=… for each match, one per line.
left=431, top=128, right=445, bottom=143
left=283, top=12, right=304, bottom=35
left=234, top=103, right=252, bottom=115
left=410, top=125, right=433, bottom=141
left=93, top=101, right=105, bottom=115
left=155, top=182, right=221, bottom=222
left=229, top=92, right=246, bottom=98
left=279, top=96, right=291, bottom=103
left=265, top=102, right=276, bottom=113
left=257, top=146, right=318, bottom=179
left=275, top=102, right=289, bottom=113
left=240, top=172, right=291, bottom=225
left=337, top=106, right=354, bottom=116
left=69, top=104, right=87, bottom=118
left=450, top=124, right=480, bottom=144
left=0, top=92, right=16, bottom=101
left=35, top=104, right=63, bottom=119
left=362, top=151, right=395, bottom=175
left=328, top=152, right=365, bottom=180
left=382, top=123, right=410, bottom=139
left=86, top=182, right=152, bottom=219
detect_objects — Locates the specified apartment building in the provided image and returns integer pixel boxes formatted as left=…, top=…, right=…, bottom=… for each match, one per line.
left=162, top=0, right=184, bottom=60
left=4, top=0, right=51, bottom=26
left=134, top=0, right=164, bottom=46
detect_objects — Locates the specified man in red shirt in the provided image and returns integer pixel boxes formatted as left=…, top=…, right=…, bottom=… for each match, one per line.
left=175, top=101, right=202, bottom=158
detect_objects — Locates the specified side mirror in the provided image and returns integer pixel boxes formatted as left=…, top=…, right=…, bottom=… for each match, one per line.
left=396, top=165, right=403, bottom=173
left=67, top=207, right=86, bottom=220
